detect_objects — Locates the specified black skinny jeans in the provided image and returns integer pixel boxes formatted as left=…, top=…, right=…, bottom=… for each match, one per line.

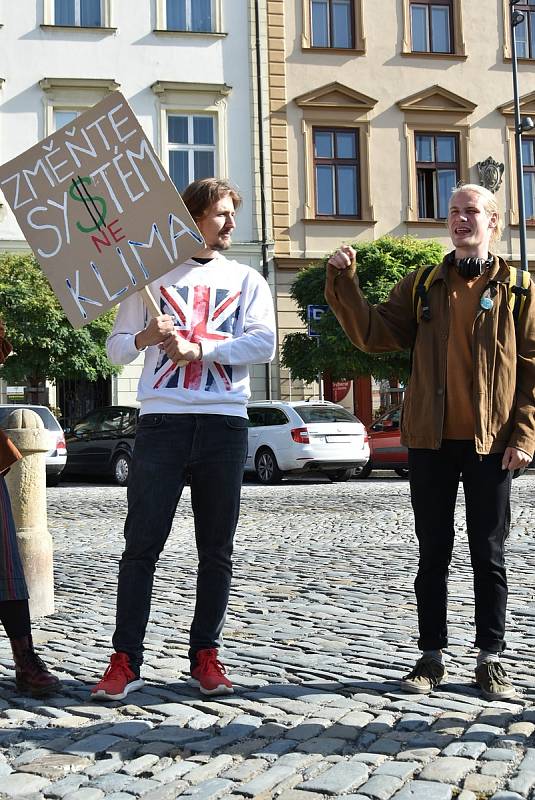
left=409, top=440, right=511, bottom=653
left=112, top=412, right=248, bottom=670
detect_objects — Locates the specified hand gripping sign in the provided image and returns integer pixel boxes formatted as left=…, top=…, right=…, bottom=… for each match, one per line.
left=0, top=92, right=204, bottom=328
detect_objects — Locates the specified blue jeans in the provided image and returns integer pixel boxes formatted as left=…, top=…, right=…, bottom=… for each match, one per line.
left=409, top=440, right=512, bottom=653
left=112, top=413, right=248, bottom=670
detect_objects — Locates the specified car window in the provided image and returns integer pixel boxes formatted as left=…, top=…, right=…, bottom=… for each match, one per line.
left=33, top=408, right=61, bottom=430
left=247, top=409, right=266, bottom=427
left=295, top=406, right=358, bottom=424
left=100, top=409, right=125, bottom=432
left=73, top=411, right=104, bottom=435
left=387, top=409, right=400, bottom=428
left=122, top=410, right=138, bottom=436
left=371, top=407, right=401, bottom=431
left=264, top=409, right=289, bottom=426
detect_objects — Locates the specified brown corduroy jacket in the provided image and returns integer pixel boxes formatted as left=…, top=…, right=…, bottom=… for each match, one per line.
left=325, top=255, right=535, bottom=456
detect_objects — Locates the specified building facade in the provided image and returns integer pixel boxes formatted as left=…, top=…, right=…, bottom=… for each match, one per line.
left=0, top=0, right=276, bottom=419
left=268, top=0, right=535, bottom=403
left=2, top=2, right=535, bottom=417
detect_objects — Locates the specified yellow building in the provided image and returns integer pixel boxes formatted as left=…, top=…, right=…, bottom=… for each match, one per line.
left=266, top=0, right=535, bottom=400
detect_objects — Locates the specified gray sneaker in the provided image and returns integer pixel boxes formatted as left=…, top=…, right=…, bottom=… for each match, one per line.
left=400, top=656, right=446, bottom=694
left=475, top=661, right=516, bottom=701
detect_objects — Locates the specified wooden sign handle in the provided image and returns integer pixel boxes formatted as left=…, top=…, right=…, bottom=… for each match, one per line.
left=141, top=286, right=188, bottom=367
left=141, top=286, right=161, bottom=319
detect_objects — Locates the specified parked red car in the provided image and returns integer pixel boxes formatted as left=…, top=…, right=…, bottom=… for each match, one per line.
left=356, top=405, right=409, bottom=478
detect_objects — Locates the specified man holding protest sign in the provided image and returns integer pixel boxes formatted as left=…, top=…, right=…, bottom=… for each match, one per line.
left=91, top=178, right=276, bottom=700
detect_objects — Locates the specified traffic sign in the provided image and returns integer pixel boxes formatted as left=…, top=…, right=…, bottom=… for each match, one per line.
left=307, top=304, right=328, bottom=338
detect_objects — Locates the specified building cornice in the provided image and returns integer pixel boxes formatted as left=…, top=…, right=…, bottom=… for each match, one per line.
left=397, top=84, right=476, bottom=114
left=498, top=90, right=535, bottom=117
left=39, top=77, right=120, bottom=92
left=151, top=80, right=232, bottom=97
left=295, top=82, right=377, bottom=111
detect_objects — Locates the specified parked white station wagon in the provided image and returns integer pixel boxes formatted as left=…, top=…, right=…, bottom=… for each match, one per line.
left=245, top=400, right=370, bottom=484
left=0, top=404, right=66, bottom=485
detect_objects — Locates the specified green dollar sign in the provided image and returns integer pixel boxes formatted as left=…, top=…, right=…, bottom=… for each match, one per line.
left=69, top=176, right=107, bottom=233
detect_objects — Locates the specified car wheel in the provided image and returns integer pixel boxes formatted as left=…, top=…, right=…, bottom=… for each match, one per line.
left=46, top=475, right=61, bottom=487
left=326, top=469, right=353, bottom=482
left=113, top=453, right=131, bottom=487
left=394, top=467, right=409, bottom=478
left=255, top=448, right=283, bottom=485
left=354, top=462, right=372, bottom=479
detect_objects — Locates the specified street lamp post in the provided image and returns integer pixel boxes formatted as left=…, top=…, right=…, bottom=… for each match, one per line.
left=510, top=0, right=534, bottom=271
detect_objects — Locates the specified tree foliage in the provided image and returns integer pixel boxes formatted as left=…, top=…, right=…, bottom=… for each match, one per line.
left=0, top=252, right=118, bottom=387
left=281, top=235, right=444, bottom=383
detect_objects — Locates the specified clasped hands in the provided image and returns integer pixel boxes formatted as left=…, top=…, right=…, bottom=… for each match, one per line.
left=135, top=315, right=201, bottom=365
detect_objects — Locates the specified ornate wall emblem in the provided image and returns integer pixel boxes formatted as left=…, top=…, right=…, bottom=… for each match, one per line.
left=477, top=157, right=505, bottom=193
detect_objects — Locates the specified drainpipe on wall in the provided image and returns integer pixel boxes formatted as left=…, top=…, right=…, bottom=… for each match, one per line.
left=253, top=0, right=272, bottom=400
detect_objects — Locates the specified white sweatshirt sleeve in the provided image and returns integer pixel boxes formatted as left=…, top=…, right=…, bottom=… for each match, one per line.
left=106, top=291, right=148, bottom=365
left=200, top=273, right=276, bottom=366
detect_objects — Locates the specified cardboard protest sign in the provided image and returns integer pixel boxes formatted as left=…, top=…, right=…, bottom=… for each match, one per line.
left=0, top=92, right=204, bottom=328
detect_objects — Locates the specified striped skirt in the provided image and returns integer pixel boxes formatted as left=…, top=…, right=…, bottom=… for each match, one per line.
left=0, top=474, right=28, bottom=601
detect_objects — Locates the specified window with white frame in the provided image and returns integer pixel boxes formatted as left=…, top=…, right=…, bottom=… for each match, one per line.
left=54, top=0, right=102, bottom=26
left=40, top=77, right=119, bottom=136
left=167, top=114, right=216, bottom=192
left=54, top=109, right=80, bottom=130
left=166, top=0, right=212, bottom=31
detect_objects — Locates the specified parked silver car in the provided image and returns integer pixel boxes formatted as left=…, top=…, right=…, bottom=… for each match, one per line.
left=245, top=400, right=370, bottom=484
left=0, top=404, right=66, bottom=485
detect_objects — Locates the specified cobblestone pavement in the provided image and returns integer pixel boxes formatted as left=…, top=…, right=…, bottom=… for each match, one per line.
left=0, top=474, right=534, bottom=800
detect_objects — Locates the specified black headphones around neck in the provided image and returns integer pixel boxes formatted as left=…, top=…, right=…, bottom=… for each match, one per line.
left=445, top=250, right=494, bottom=279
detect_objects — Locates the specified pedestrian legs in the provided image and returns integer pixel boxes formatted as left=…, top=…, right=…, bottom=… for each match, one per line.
left=408, top=444, right=461, bottom=650
left=112, top=414, right=191, bottom=667
left=187, top=415, right=248, bottom=663
left=462, top=450, right=511, bottom=653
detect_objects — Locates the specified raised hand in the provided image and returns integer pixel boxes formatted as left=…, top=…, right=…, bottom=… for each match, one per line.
left=328, top=244, right=356, bottom=272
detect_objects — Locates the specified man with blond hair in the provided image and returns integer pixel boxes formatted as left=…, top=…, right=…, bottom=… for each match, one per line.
left=91, top=178, right=276, bottom=700
left=326, top=184, right=535, bottom=700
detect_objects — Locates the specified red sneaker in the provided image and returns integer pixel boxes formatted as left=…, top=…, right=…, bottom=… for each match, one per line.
left=91, top=652, right=144, bottom=701
left=189, top=648, right=233, bottom=696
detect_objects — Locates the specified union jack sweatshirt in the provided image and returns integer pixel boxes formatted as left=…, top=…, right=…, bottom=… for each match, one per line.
left=106, top=255, right=276, bottom=417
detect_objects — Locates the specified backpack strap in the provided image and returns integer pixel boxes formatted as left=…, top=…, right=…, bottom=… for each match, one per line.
left=412, top=264, right=441, bottom=323
left=508, top=266, right=531, bottom=325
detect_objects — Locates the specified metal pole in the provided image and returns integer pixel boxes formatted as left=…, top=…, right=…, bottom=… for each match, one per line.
left=253, top=0, right=273, bottom=398
left=510, top=1, right=529, bottom=271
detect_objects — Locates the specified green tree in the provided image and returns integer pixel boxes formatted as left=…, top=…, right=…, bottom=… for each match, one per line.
left=281, top=235, right=444, bottom=383
left=0, top=252, right=118, bottom=395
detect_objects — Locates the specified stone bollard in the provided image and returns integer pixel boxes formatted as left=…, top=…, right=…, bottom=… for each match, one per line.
left=3, top=409, right=54, bottom=617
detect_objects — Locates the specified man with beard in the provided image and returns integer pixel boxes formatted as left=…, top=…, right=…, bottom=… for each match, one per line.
left=91, top=178, right=276, bottom=700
